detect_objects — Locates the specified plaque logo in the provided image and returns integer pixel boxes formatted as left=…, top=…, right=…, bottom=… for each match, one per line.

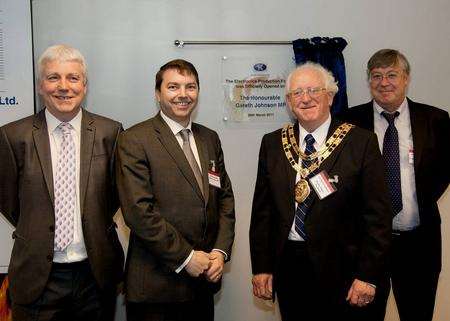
left=253, top=63, right=267, bottom=72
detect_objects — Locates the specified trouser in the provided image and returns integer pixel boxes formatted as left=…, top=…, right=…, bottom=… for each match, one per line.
left=12, top=260, right=116, bottom=321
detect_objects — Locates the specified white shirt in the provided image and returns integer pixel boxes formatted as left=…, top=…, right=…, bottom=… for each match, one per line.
left=289, top=115, right=331, bottom=241
left=45, top=108, right=88, bottom=263
left=373, top=99, right=420, bottom=230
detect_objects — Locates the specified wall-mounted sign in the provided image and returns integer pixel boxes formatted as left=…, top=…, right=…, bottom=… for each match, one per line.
left=222, top=55, right=295, bottom=122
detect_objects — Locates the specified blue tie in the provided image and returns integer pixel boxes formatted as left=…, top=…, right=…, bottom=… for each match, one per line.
left=294, top=134, right=316, bottom=239
left=382, top=111, right=403, bottom=215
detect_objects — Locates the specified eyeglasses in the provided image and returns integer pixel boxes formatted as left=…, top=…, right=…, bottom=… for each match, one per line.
left=288, top=87, right=326, bottom=99
left=369, top=72, right=401, bottom=84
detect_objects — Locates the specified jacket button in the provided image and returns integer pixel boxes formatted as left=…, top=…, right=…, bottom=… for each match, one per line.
left=49, top=225, right=55, bottom=232
left=47, top=254, right=52, bottom=262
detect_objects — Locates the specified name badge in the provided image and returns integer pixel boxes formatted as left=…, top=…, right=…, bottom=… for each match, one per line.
left=208, top=171, right=221, bottom=188
left=309, top=170, right=337, bottom=200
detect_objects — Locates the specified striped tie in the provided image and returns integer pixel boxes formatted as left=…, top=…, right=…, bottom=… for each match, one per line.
left=294, top=134, right=316, bottom=239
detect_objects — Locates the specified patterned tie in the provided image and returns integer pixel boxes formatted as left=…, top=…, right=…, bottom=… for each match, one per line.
left=294, top=134, right=316, bottom=239
left=382, top=111, right=403, bottom=215
left=54, top=122, right=76, bottom=251
left=179, top=129, right=204, bottom=196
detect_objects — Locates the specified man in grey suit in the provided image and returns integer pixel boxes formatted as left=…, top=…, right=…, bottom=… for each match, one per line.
left=117, top=59, right=235, bottom=321
left=0, top=45, right=124, bottom=320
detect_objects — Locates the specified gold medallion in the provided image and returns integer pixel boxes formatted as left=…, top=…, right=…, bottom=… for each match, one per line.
left=295, top=179, right=310, bottom=203
left=281, top=122, right=354, bottom=204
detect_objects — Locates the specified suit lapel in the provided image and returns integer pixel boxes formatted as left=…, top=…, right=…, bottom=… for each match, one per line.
left=309, top=119, right=349, bottom=208
left=152, top=114, right=204, bottom=201
left=79, top=110, right=95, bottom=216
left=320, top=119, right=349, bottom=174
left=362, top=101, right=375, bottom=131
left=33, top=110, right=55, bottom=204
left=285, top=123, right=299, bottom=204
left=280, top=123, right=300, bottom=222
left=192, top=124, right=210, bottom=205
left=367, top=102, right=375, bottom=131
left=408, top=99, right=426, bottom=171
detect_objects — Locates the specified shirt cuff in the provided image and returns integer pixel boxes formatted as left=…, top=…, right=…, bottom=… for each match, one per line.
left=175, top=250, right=194, bottom=273
left=212, top=248, right=228, bottom=261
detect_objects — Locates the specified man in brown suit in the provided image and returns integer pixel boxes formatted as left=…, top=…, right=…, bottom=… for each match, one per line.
left=0, top=45, right=124, bottom=321
left=116, top=59, right=235, bottom=321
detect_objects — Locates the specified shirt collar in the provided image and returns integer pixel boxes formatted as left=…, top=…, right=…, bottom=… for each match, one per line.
left=160, top=110, right=192, bottom=136
left=374, top=97, right=408, bottom=116
left=45, top=108, right=82, bottom=134
left=298, top=115, right=331, bottom=148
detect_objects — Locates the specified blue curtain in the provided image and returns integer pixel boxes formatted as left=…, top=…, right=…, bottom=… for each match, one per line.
left=292, top=37, right=348, bottom=116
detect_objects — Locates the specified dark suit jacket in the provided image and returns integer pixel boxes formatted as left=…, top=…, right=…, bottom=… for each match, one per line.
left=345, top=98, right=450, bottom=271
left=249, top=118, right=392, bottom=303
left=0, top=109, right=124, bottom=304
left=116, top=113, right=235, bottom=303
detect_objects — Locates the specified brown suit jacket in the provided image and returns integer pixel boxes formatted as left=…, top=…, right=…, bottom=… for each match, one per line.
left=0, top=109, right=124, bottom=304
left=116, top=113, right=235, bottom=303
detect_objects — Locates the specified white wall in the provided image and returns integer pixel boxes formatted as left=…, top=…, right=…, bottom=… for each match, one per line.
left=0, top=0, right=35, bottom=273
left=31, top=1, right=450, bottom=320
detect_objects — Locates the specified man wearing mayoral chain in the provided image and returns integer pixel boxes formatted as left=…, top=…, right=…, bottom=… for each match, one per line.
left=249, top=62, right=392, bottom=320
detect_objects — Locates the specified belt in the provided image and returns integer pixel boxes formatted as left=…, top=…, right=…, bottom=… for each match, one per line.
left=392, top=227, right=420, bottom=237
left=286, top=239, right=306, bottom=245
left=284, top=240, right=308, bottom=253
left=52, top=259, right=89, bottom=270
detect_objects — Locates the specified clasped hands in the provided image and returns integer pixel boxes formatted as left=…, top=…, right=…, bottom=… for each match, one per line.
left=346, top=278, right=376, bottom=307
left=185, top=250, right=225, bottom=283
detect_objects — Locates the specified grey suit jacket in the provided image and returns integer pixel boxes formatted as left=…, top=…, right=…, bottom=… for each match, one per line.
left=0, top=109, right=124, bottom=304
left=117, top=113, right=235, bottom=303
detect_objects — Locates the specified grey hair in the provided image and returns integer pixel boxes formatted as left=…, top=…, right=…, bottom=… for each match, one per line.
left=285, top=62, right=338, bottom=95
left=366, top=49, right=410, bottom=79
left=38, top=44, right=87, bottom=84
